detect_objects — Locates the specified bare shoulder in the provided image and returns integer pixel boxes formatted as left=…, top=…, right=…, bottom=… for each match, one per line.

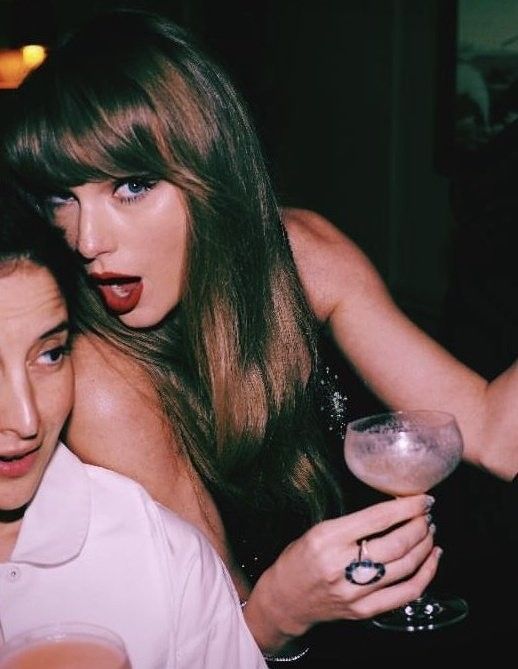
left=281, top=207, right=387, bottom=320
left=282, top=206, right=351, bottom=246
left=67, top=335, right=240, bottom=562
left=70, top=334, right=160, bottom=422
left=65, top=334, right=170, bottom=471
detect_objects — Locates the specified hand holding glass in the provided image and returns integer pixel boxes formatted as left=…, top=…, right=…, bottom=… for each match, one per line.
left=344, top=409, right=468, bottom=631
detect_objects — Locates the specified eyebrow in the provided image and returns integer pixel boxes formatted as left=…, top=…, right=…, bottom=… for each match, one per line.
left=39, top=321, right=70, bottom=340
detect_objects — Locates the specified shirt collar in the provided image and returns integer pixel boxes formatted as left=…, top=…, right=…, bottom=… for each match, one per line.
left=10, top=443, right=91, bottom=566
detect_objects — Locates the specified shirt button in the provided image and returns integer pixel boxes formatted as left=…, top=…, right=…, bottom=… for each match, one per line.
left=6, top=566, right=21, bottom=582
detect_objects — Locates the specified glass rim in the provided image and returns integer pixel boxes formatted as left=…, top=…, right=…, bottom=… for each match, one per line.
left=0, top=622, right=127, bottom=657
left=346, top=409, right=458, bottom=433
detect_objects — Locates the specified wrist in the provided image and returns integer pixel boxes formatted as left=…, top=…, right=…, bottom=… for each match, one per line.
left=241, top=600, right=309, bottom=662
left=241, top=569, right=309, bottom=655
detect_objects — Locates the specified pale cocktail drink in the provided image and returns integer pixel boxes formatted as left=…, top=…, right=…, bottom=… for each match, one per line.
left=345, top=429, right=462, bottom=496
left=0, top=624, right=131, bottom=669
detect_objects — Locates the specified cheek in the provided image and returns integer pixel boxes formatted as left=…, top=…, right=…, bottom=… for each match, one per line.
left=61, top=225, right=78, bottom=251
left=152, top=226, right=187, bottom=294
left=45, top=368, right=75, bottom=431
left=52, top=211, right=77, bottom=249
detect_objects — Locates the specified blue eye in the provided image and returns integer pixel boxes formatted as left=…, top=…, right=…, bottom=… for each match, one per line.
left=115, top=178, right=157, bottom=203
left=127, top=181, right=147, bottom=194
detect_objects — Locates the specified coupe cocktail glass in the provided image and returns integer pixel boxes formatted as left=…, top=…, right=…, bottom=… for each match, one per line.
left=344, top=409, right=468, bottom=631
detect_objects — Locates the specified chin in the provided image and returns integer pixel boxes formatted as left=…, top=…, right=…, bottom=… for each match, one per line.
left=118, top=308, right=165, bottom=329
left=117, top=298, right=177, bottom=329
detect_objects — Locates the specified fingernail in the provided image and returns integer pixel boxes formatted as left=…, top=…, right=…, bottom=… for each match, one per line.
left=435, top=546, right=443, bottom=559
left=426, top=513, right=433, bottom=525
left=428, top=523, right=437, bottom=535
left=425, top=495, right=435, bottom=509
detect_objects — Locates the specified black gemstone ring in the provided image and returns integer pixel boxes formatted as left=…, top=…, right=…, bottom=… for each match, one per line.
left=344, top=539, right=386, bottom=586
left=344, top=558, right=386, bottom=585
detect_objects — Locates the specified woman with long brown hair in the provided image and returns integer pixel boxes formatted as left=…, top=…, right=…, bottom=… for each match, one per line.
left=3, top=8, right=516, bottom=661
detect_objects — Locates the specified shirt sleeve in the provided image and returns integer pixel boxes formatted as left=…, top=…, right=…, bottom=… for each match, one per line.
left=156, top=504, right=267, bottom=669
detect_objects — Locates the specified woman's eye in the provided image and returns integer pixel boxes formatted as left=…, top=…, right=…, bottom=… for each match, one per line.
left=39, top=345, right=68, bottom=366
left=115, top=178, right=157, bottom=202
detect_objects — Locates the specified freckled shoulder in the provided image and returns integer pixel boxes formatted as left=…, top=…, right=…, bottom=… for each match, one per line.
left=65, top=335, right=243, bottom=578
left=281, top=207, right=384, bottom=321
left=69, top=333, right=161, bottom=423
left=64, top=333, right=174, bottom=483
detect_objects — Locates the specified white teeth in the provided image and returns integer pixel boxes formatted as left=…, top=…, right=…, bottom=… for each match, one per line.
left=110, top=284, right=132, bottom=298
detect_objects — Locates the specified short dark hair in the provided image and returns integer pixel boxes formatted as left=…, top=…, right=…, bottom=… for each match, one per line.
left=0, top=180, right=80, bottom=319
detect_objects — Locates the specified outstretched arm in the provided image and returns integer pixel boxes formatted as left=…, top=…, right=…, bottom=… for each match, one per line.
left=284, top=207, right=518, bottom=480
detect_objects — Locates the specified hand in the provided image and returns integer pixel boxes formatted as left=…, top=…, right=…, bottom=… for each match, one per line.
left=244, top=494, right=440, bottom=652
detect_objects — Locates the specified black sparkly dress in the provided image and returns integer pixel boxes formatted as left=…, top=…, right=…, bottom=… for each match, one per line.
left=218, top=357, right=349, bottom=587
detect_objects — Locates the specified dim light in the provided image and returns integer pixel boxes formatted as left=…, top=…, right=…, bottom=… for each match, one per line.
left=22, top=44, right=46, bottom=69
left=0, top=44, right=46, bottom=89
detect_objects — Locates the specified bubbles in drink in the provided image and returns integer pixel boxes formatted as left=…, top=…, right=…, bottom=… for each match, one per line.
left=345, top=434, right=461, bottom=495
left=344, top=410, right=463, bottom=495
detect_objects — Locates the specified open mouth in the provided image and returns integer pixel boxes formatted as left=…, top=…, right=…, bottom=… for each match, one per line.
left=93, top=277, right=143, bottom=315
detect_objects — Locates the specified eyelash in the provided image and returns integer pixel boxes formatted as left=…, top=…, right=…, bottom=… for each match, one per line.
left=114, top=178, right=158, bottom=204
left=45, top=193, right=72, bottom=210
left=44, top=178, right=158, bottom=209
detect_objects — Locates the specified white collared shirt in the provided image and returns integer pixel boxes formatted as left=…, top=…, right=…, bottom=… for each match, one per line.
left=0, top=444, right=266, bottom=669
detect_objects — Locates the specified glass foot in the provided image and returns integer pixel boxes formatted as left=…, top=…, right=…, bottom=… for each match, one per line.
left=371, top=594, right=469, bottom=632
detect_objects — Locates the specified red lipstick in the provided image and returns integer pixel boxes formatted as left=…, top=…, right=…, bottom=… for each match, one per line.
left=90, top=273, right=143, bottom=315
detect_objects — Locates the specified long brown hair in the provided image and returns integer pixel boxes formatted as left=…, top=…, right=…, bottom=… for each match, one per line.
left=3, top=9, right=343, bottom=555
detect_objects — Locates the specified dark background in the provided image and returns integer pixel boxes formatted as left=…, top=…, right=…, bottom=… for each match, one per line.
left=0, top=1, right=516, bottom=664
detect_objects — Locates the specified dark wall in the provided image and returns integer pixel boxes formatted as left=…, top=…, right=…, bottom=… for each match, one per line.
left=190, top=1, right=454, bottom=335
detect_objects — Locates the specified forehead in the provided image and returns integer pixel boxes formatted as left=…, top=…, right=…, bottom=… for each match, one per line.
left=0, top=263, right=66, bottom=345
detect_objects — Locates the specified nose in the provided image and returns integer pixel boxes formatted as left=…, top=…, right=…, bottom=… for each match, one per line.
left=75, top=202, right=116, bottom=261
left=0, top=373, right=39, bottom=440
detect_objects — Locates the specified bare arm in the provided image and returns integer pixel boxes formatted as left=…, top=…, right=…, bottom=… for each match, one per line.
left=284, top=207, right=518, bottom=480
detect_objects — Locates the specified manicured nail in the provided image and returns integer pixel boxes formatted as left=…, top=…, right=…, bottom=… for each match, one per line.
left=435, top=546, right=443, bottom=559
left=428, top=523, right=437, bottom=535
left=426, top=513, right=433, bottom=525
left=425, top=495, right=435, bottom=509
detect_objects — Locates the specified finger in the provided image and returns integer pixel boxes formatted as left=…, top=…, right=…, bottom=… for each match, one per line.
left=346, top=546, right=443, bottom=620
left=378, top=524, right=435, bottom=586
left=366, top=512, right=433, bottom=564
left=341, top=520, right=434, bottom=593
left=329, top=494, right=434, bottom=541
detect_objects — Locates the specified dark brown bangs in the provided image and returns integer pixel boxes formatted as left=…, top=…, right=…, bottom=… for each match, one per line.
left=7, top=74, right=170, bottom=194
